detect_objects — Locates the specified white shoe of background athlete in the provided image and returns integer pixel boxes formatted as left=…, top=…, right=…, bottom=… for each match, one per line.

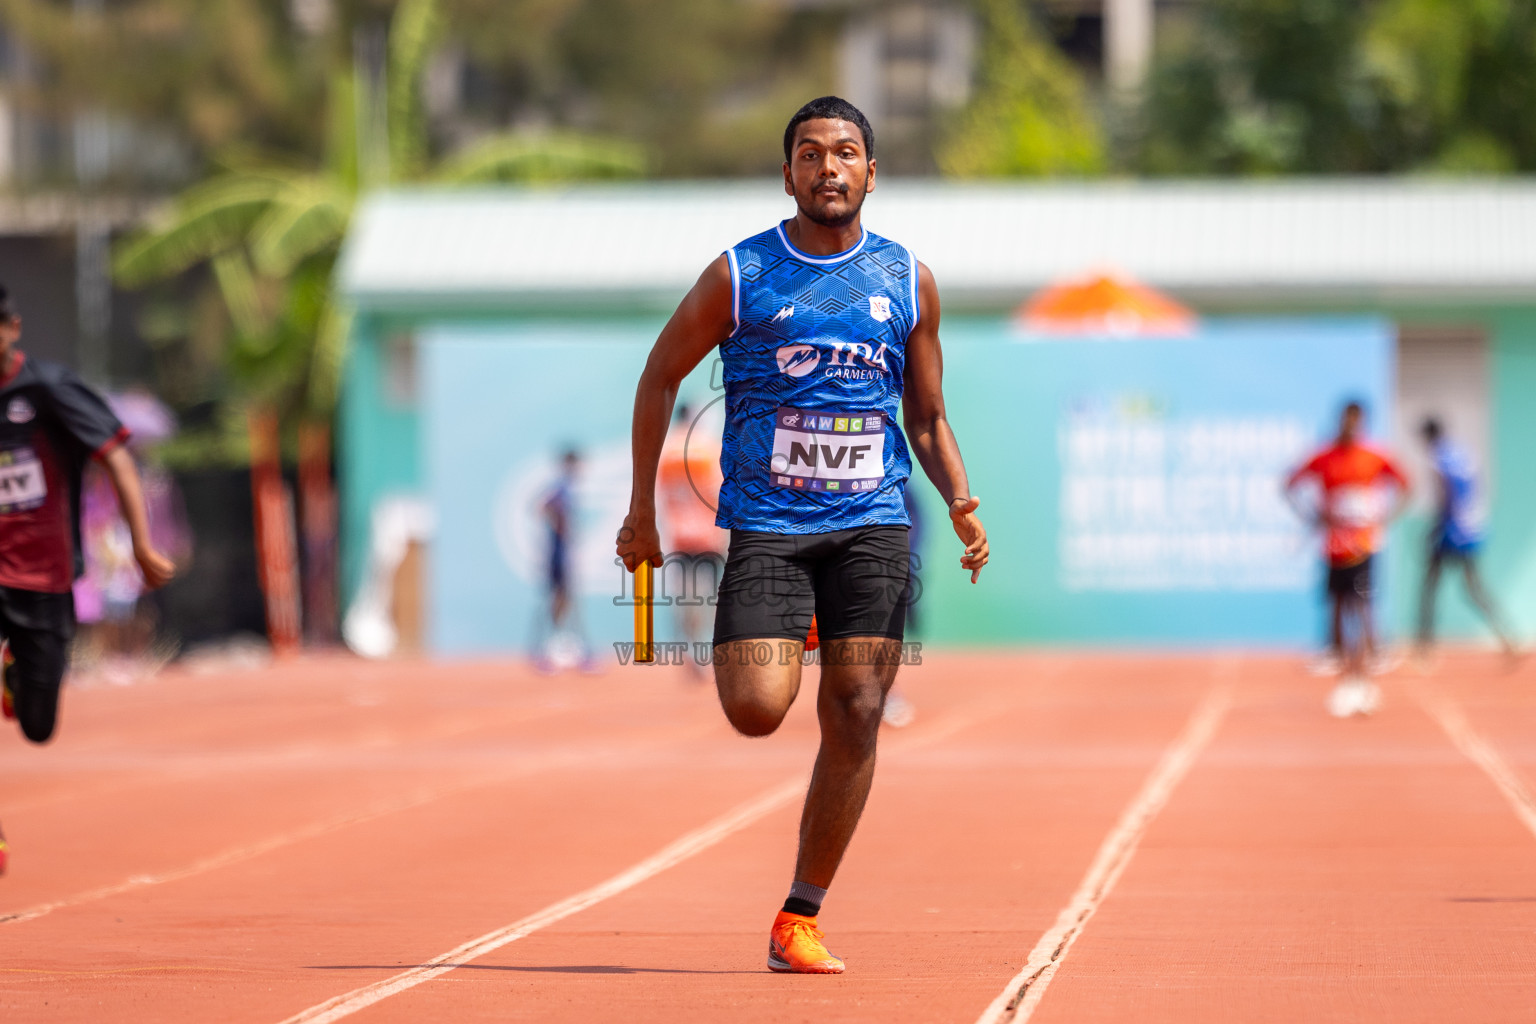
left=881, top=691, right=915, bottom=729
left=1327, top=677, right=1380, bottom=718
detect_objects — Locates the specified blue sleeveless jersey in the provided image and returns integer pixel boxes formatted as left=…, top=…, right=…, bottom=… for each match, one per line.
left=716, top=221, right=917, bottom=534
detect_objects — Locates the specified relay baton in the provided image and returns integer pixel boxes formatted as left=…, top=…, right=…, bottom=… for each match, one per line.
left=633, top=559, right=655, bottom=663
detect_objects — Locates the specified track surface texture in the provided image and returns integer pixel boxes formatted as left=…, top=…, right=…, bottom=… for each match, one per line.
left=2, top=650, right=1534, bottom=1022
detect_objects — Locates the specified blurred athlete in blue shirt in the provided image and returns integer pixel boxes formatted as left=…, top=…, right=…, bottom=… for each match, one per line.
left=617, top=96, right=987, bottom=974
left=1416, top=417, right=1518, bottom=661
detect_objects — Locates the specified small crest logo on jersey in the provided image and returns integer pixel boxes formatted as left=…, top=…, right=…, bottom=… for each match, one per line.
left=776, top=344, right=819, bottom=378
left=772, top=305, right=795, bottom=323
left=868, top=295, right=892, bottom=322
left=6, top=397, right=34, bottom=424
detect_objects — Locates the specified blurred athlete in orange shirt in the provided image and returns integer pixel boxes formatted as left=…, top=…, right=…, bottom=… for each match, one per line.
left=1286, top=401, right=1408, bottom=717
left=658, top=405, right=728, bottom=676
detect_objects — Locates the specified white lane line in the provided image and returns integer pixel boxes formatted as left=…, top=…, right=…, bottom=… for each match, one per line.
left=276, top=708, right=981, bottom=1024
left=973, top=683, right=1232, bottom=1024
left=0, top=747, right=597, bottom=926
left=1414, top=682, right=1536, bottom=840
left=276, top=776, right=808, bottom=1024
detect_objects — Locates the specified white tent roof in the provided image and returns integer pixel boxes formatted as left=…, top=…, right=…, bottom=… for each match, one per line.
left=338, top=179, right=1536, bottom=310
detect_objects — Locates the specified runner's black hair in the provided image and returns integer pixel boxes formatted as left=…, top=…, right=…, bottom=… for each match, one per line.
left=0, top=283, right=13, bottom=321
left=783, top=96, right=875, bottom=162
left=1343, top=399, right=1365, bottom=417
left=1421, top=416, right=1443, bottom=440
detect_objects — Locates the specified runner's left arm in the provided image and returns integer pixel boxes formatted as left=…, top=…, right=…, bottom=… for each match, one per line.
left=42, top=367, right=176, bottom=589
left=100, top=446, right=176, bottom=589
left=1381, top=456, right=1411, bottom=521
left=902, top=261, right=988, bottom=583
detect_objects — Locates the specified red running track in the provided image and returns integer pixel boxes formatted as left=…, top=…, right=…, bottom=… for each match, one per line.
left=2, top=650, right=1534, bottom=1022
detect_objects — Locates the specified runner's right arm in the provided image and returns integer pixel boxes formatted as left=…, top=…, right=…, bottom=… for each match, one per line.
left=40, top=362, right=177, bottom=588
left=1283, top=458, right=1324, bottom=526
left=100, top=446, right=176, bottom=589
left=617, top=255, right=735, bottom=571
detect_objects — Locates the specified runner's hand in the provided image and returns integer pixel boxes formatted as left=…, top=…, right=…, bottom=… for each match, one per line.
left=134, top=544, right=176, bottom=590
left=616, top=514, right=664, bottom=572
left=949, top=496, right=988, bottom=584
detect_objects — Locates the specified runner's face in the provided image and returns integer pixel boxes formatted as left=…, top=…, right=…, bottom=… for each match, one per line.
left=783, top=119, right=874, bottom=229
left=1340, top=408, right=1362, bottom=442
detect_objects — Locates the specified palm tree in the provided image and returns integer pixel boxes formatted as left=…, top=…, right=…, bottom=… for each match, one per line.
left=113, top=0, right=642, bottom=417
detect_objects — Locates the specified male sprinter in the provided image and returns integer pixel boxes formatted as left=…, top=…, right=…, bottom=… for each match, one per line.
left=1285, top=401, right=1407, bottom=717
left=1415, top=416, right=1518, bottom=662
left=0, top=284, right=175, bottom=872
left=617, top=96, right=988, bottom=973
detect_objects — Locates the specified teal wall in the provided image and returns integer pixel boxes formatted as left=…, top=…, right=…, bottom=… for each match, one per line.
left=1487, top=310, right=1536, bottom=638
left=339, top=302, right=1536, bottom=651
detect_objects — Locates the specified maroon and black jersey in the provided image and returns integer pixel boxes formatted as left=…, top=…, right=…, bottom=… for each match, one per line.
left=0, top=352, right=128, bottom=593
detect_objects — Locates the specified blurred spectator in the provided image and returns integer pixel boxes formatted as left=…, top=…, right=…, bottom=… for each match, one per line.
left=1285, top=401, right=1408, bottom=717
left=658, top=404, right=727, bottom=678
left=881, top=487, right=923, bottom=729
left=535, top=448, right=591, bottom=671
left=1415, top=417, right=1519, bottom=663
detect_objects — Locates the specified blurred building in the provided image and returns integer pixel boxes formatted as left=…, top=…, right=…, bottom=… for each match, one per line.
left=337, top=180, right=1536, bottom=654
left=823, top=0, right=1182, bottom=172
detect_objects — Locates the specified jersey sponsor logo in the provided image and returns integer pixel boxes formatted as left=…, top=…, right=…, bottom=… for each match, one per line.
left=774, top=339, right=892, bottom=381
left=768, top=406, right=885, bottom=495
left=776, top=343, right=820, bottom=378
left=1329, top=485, right=1382, bottom=528
left=772, top=305, right=795, bottom=323
left=0, top=445, right=46, bottom=514
left=6, top=397, right=34, bottom=424
left=869, top=295, right=892, bottom=322
left=824, top=340, right=890, bottom=380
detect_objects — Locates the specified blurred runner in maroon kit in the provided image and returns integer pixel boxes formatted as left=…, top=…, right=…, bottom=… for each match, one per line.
left=0, top=284, right=176, bottom=875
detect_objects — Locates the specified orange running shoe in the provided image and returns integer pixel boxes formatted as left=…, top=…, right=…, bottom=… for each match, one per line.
left=804, top=617, right=819, bottom=653
left=767, top=911, right=844, bottom=973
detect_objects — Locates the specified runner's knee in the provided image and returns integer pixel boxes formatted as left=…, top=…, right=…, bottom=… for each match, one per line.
left=720, top=691, right=791, bottom=737
left=6, top=646, right=65, bottom=745
left=821, top=681, right=885, bottom=740
left=17, top=699, right=57, bottom=744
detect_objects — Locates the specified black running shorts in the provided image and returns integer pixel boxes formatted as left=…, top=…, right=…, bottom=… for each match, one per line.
left=713, top=526, right=910, bottom=645
left=0, top=585, right=75, bottom=744
left=1326, top=556, right=1373, bottom=600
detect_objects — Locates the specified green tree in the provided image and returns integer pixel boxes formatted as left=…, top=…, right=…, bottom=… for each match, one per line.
left=1139, top=0, right=1536, bottom=175
left=938, top=0, right=1104, bottom=178
left=0, top=0, right=329, bottom=180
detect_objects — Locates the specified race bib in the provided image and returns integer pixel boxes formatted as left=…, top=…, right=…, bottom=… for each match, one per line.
left=0, top=446, right=46, bottom=514
left=768, top=407, right=885, bottom=494
left=1330, top=485, right=1380, bottom=528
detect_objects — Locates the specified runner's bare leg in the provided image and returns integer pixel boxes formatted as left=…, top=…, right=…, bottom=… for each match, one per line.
left=714, top=639, right=804, bottom=737
left=793, top=637, right=902, bottom=889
